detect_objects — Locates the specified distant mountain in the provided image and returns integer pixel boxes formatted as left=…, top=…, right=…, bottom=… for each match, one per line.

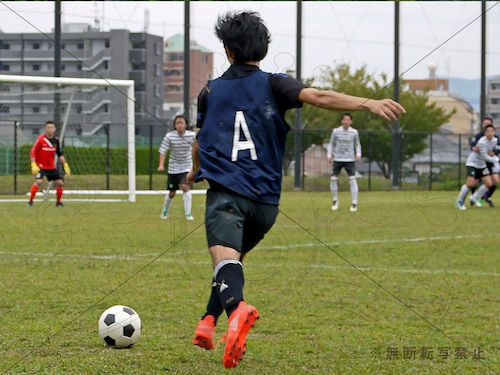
left=447, top=76, right=498, bottom=112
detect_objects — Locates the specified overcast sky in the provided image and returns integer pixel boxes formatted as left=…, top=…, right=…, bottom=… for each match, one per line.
left=1, top=1, right=499, bottom=82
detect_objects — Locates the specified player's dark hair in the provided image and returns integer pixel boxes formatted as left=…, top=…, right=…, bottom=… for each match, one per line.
left=45, top=121, right=56, bottom=126
left=215, top=11, right=271, bottom=64
left=173, top=115, right=188, bottom=130
left=483, top=117, right=493, bottom=126
left=341, top=113, right=353, bottom=120
left=484, top=124, right=495, bottom=131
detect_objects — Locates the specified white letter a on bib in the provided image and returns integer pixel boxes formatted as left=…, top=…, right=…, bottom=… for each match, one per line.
left=231, top=111, right=257, bottom=161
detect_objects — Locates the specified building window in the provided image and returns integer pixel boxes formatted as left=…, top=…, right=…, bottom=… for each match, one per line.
left=77, top=64, right=82, bottom=71
left=155, top=42, right=161, bottom=56
left=491, top=83, right=500, bottom=90
left=33, top=43, right=40, bottom=50
left=155, top=63, right=161, bottom=76
left=104, top=61, right=109, bottom=70
left=61, top=64, right=65, bottom=71
left=154, top=105, right=161, bottom=117
left=491, top=98, right=500, bottom=105
left=169, top=53, right=183, bottom=61
left=32, top=127, right=40, bottom=135
left=0, top=63, right=10, bottom=71
left=76, top=104, right=82, bottom=113
left=0, top=84, right=9, bottom=92
left=77, top=42, right=84, bottom=50
left=105, top=39, right=110, bottom=48
left=104, top=104, right=109, bottom=113
left=0, top=104, right=10, bottom=113
left=132, top=40, right=146, bottom=49
left=32, top=84, right=40, bottom=91
left=0, top=41, right=10, bottom=50
left=33, top=106, right=40, bottom=113
left=33, top=64, right=40, bottom=71
left=202, top=55, right=208, bottom=64
left=155, top=84, right=161, bottom=97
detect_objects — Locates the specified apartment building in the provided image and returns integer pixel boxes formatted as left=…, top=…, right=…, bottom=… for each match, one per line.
left=0, top=25, right=164, bottom=138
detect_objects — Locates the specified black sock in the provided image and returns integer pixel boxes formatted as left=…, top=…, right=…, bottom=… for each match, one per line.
left=202, top=278, right=224, bottom=325
left=215, top=263, right=244, bottom=317
left=482, top=185, right=497, bottom=200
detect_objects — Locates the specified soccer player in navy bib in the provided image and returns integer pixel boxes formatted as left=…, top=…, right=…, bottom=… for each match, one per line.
left=186, top=11, right=406, bottom=368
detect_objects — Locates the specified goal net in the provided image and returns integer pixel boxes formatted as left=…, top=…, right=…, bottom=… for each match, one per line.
left=0, top=74, right=136, bottom=202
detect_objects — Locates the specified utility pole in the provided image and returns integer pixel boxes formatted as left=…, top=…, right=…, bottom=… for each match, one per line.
left=392, top=1, right=401, bottom=190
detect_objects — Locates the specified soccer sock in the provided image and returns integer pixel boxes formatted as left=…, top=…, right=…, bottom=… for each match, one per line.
left=29, top=183, right=39, bottom=202
left=183, top=191, right=192, bottom=215
left=202, top=278, right=224, bottom=325
left=330, top=176, right=338, bottom=202
left=214, top=260, right=244, bottom=317
left=473, top=184, right=488, bottom=200
left=457, top=184, right=470, bottom=202
left=56, top=187, right=63, bottom=203
left=349, top=176, right=358, bottom=205
left=482, top=185, right=497, bottom=200
left=163, top=195, right=172, bottom=211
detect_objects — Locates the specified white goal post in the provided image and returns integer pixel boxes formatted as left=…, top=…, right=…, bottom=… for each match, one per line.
left=0, top=74, right=137, bottom=202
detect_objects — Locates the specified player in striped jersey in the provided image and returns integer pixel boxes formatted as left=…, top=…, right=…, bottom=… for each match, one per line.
left=157, top=115, right=196, bottom=220
left=327, top=113, right=362, bottom=212
left=456, top=124, right=498, bottom=210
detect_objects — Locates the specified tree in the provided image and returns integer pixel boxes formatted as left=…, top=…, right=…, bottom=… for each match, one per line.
left=286, top=63, right=453, bottom=178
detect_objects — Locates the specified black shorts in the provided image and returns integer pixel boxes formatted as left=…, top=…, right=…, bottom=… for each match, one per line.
left=332, top=161, right=356, bottom=177
left=486, top=162, right=494, bottom=175
left=35, top=169, right=62, bottom=181
left=466, top=166, right=490, bottom=180
left=204, top=189, right=279, bottom=254
left=167, top=172, right=188, bottom=191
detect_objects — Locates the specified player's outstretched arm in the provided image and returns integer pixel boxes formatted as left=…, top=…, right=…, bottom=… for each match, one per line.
left=298, top=87, right=406, bottom=121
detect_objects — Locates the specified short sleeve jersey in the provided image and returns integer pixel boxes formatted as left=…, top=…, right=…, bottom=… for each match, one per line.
left=158, top=130, right=196, bottom=174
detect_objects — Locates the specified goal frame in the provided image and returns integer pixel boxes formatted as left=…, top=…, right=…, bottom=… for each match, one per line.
left=0, top=74, right=137, bottom=202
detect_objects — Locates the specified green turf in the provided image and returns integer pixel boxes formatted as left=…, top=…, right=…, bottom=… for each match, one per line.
left=0, top=190, right=498, bottom=374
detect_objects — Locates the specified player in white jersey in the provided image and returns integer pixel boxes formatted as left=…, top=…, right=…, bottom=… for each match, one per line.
left=327, top=113, right=362, bottom=212
left=158, top=115, right=196, bottom=220
left=456, top=124, right=498, bottom=210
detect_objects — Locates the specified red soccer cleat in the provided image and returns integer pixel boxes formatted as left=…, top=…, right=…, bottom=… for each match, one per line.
left=223, top=302, right=259, bottom=369
left=192, top=315, right=216, bottom=350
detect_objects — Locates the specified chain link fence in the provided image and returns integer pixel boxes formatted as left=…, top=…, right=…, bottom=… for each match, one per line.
left=0, top=122, right=477, bottom=195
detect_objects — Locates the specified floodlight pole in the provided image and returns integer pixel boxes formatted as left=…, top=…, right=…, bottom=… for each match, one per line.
left=54, top=0, right=62, bottom=130
left=184, top=1, right=191, bottom=123
left=392, top=1, right=401, bottom=190
left=480, top=0, right=486, bottom=121
left=294, top=0, right=303, bottom=190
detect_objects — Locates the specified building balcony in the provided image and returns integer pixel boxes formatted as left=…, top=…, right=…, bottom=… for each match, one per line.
left=129, top=49, right=146, bottom=64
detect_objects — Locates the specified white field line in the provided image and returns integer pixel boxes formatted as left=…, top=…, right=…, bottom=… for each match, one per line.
left=2, top=232, right=499, bottom=277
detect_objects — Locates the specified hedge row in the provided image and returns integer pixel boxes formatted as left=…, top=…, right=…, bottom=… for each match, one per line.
left=16, top=144, right=162, bottom=175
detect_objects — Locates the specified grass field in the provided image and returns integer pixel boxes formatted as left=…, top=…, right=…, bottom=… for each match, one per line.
left=0, top=189, right=499, bottom=374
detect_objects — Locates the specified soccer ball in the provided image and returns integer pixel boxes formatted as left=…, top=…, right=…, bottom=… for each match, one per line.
left=98, top=305, right=141, bottom=348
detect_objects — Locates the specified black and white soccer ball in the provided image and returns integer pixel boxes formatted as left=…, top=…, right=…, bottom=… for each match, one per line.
left=98, top=305, right=141, bottom=348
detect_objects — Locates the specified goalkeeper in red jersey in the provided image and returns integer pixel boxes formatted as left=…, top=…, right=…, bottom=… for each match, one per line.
left=27, top=121, right=71, bottom=207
